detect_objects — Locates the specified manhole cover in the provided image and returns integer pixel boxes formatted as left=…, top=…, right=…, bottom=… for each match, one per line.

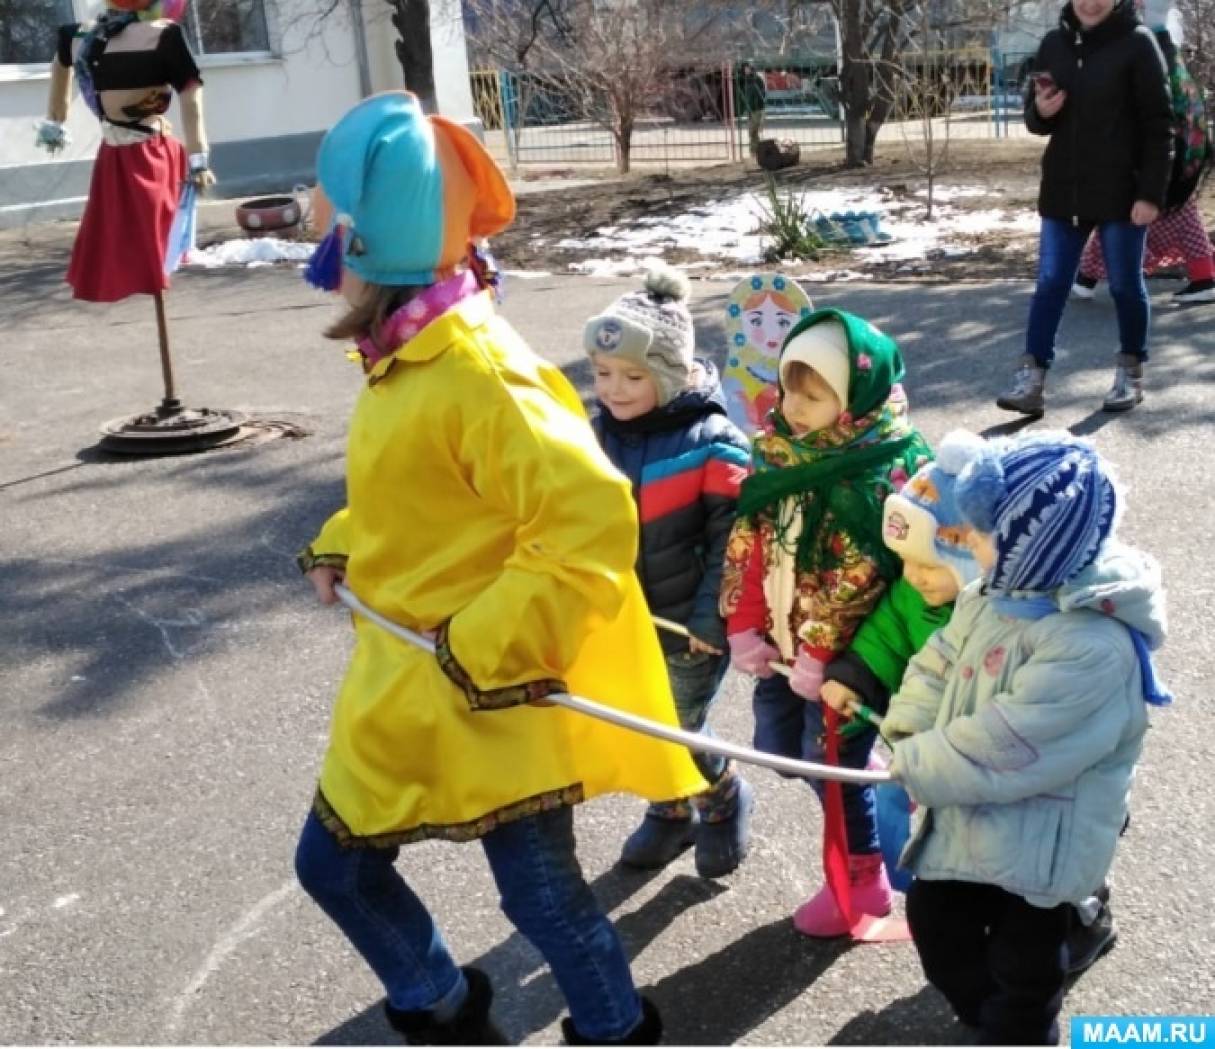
left=98, top=406, right=246, bottom=456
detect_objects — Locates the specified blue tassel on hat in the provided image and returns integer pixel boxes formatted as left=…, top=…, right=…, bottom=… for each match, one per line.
left=304, top=214, right=350, bottom=292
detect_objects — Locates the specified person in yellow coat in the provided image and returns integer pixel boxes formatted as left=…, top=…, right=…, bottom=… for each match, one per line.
left=294, top=91, right=705, bottom=1046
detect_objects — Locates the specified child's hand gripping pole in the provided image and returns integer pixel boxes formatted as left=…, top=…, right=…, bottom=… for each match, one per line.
left=652, top=615, right=883, bottom=732
left=335, top=586, right=891, bottom=787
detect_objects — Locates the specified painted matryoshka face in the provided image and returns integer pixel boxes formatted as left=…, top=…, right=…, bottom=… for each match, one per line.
left=745, top=295, right=798, bottom=353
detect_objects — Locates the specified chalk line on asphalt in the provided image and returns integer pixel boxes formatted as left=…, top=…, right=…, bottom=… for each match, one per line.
left=165, top=880, right=299, bottom=1038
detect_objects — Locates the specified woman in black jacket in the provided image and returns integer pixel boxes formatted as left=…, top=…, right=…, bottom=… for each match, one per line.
left=997, top=0, right=1173, bottom=415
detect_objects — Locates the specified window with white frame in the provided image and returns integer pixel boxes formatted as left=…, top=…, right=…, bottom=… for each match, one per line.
left=182, top=0, right=272, bottom=56
left=0, top=0, right=272, bottom=67
left=0, top=0, right=74, bottom=65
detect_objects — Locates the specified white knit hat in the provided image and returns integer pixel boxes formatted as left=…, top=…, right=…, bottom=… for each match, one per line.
left=779, top=317, right=850, bottom=407
left=583, top=263, right=695, bottom=406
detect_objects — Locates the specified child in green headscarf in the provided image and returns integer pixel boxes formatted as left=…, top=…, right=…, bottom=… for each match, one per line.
left=721, top=308, right=931, bottom=937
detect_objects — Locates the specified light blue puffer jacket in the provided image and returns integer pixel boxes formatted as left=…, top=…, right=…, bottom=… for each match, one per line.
left=885, top=540, right=1167, bottom=908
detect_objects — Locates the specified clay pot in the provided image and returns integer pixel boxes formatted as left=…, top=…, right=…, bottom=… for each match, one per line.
left=235, top=195, right=304, bottom=236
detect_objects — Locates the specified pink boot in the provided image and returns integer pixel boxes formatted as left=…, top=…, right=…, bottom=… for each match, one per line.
left=793, top=853, right=893, bottom=938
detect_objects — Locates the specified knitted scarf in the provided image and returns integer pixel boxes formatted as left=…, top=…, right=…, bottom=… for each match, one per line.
left=737, top=385, right=931, bottom=580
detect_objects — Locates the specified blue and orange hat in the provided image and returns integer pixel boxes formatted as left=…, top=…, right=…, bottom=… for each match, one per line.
left=306, top=92, right=515, bottom=290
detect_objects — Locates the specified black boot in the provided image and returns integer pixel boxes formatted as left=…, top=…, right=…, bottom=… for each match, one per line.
left=384, top=967, right=508, bottom=1045
left=1066, top=884, right=1117, bottom=976
left=561, top=996, right=662, bottom=1045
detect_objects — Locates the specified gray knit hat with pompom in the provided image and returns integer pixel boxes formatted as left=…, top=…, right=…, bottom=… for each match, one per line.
left=583, top=262, right=695, bottom=406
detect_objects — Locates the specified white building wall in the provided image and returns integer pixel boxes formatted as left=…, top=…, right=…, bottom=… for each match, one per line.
left=360, top=0, right=476, bottom=123
left=0, top=0, right=479, bottom=225
left=430, top=0, right=476, bottom=122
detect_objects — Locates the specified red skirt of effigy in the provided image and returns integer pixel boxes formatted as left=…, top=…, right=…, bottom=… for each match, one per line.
left=67, top=134, right=186, bottom=303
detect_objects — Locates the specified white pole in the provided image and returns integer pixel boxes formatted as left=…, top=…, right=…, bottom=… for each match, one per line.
left=333, top=584, right=892, bottom=786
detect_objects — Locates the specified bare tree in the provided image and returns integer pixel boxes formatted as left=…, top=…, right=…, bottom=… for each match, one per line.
left=769, top=0, right=1031, bottom=167
left=298, top=0, right=437, bottom=111
left=390, top=0, right=437, bottom=111
left=835, top=0, right=911, bottom=166
left=1177, top=0, right=1215, bottom=93
left=467, top=0, right=730, bottom=174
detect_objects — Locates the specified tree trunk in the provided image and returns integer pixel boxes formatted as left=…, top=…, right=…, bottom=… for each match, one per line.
left=837, top=0, right=870, bottom=167
left=860, top=0, right=906, bottom=165
left=862, top=90, right=894, bottom=164
left=615, top=118, right=634, bottom=174
left=391, top=0, right=438, bottom=113
left=846, top=109, right=868, bottom=166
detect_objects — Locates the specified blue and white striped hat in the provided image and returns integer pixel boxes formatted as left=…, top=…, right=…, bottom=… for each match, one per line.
left=954, top=432, right=1119, bottom=593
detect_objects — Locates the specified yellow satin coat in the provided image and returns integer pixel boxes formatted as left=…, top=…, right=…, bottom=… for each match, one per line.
left=307, top=292, right=707, bottom=845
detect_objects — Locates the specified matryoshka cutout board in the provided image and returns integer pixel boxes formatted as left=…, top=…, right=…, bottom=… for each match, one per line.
left=722, top=274, right=813, bottom=433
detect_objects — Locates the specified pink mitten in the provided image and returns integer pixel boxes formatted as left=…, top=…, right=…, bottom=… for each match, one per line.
left=789, top=649, right=826, bottom=701
left=728, top=629, right=780, bottom=678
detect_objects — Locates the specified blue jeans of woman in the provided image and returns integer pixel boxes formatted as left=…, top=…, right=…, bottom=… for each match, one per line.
left=1026, top=217, right=1149, bottom=368
left=295, top=805, right=642, bottom=1041
left=752, top=672, right=880, bottom=854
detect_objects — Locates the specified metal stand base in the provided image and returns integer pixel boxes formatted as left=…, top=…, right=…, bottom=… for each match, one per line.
left=98, top=401, right=246, bottom=456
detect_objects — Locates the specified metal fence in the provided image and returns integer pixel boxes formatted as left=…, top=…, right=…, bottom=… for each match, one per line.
left=471, top=51, right=1036, bottom=171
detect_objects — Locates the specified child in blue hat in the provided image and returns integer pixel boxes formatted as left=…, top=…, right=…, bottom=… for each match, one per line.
left=884, top=431, right=1170, bottom=1045
left=295, top=92, right=703, bottom=1046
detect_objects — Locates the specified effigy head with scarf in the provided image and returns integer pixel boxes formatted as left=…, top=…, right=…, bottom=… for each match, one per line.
left=737, top=308, right=933, bottom=584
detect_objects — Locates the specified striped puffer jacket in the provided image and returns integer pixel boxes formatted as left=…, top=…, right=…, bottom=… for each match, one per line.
left=593, top=361, right=751, bottom=653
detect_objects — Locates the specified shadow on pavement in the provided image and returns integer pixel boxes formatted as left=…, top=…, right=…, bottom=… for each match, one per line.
left=2, top=449, right=345, bottom=720
left=312, top=872, right=854, bottom=1047
left=828, top=984, right=969, bottom=1045
left=650, top=916, right=851, bottom=1045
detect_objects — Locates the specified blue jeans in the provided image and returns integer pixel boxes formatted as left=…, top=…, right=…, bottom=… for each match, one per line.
left=1026, top=217, right=1149, bottom=368
left=295, top=805, right=643, bottom=1041
left=666, top=650, right=729, bottom=785
left=752, top=673, right=880, bottom=854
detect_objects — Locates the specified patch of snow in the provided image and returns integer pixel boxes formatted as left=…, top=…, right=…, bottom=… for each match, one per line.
left=568, top=258, right=649, bottom=278
left=503, top=269, right=553, bottom=279
left=913, top=185, right=989, bottom=202
left=801, top=269, right=867, bottom=283
left=544, top=183, right=1037, bottom=271
left=188, top=237, right=315, bottom=269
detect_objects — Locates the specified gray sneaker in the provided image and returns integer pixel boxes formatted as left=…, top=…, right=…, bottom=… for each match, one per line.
left=1103, top=353, right=1144, bottom=412
left=996, top=354, right=1047, bottom=415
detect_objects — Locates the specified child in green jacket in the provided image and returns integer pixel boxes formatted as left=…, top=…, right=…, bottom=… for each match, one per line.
left=821, top=431, right=1119, bottom=976
left=821, top=431, right=983, bottom=892
left=821, top=431, right=982, bottom=726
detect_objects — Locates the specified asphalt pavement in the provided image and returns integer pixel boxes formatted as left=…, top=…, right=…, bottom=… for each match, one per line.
left=1, top=253, right=1213, bottom=1045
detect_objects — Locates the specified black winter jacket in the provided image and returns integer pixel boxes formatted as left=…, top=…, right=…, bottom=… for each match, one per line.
left=1025, top=0, right=1173, bottom=223
left=592, top=361, right=750, bottom=654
